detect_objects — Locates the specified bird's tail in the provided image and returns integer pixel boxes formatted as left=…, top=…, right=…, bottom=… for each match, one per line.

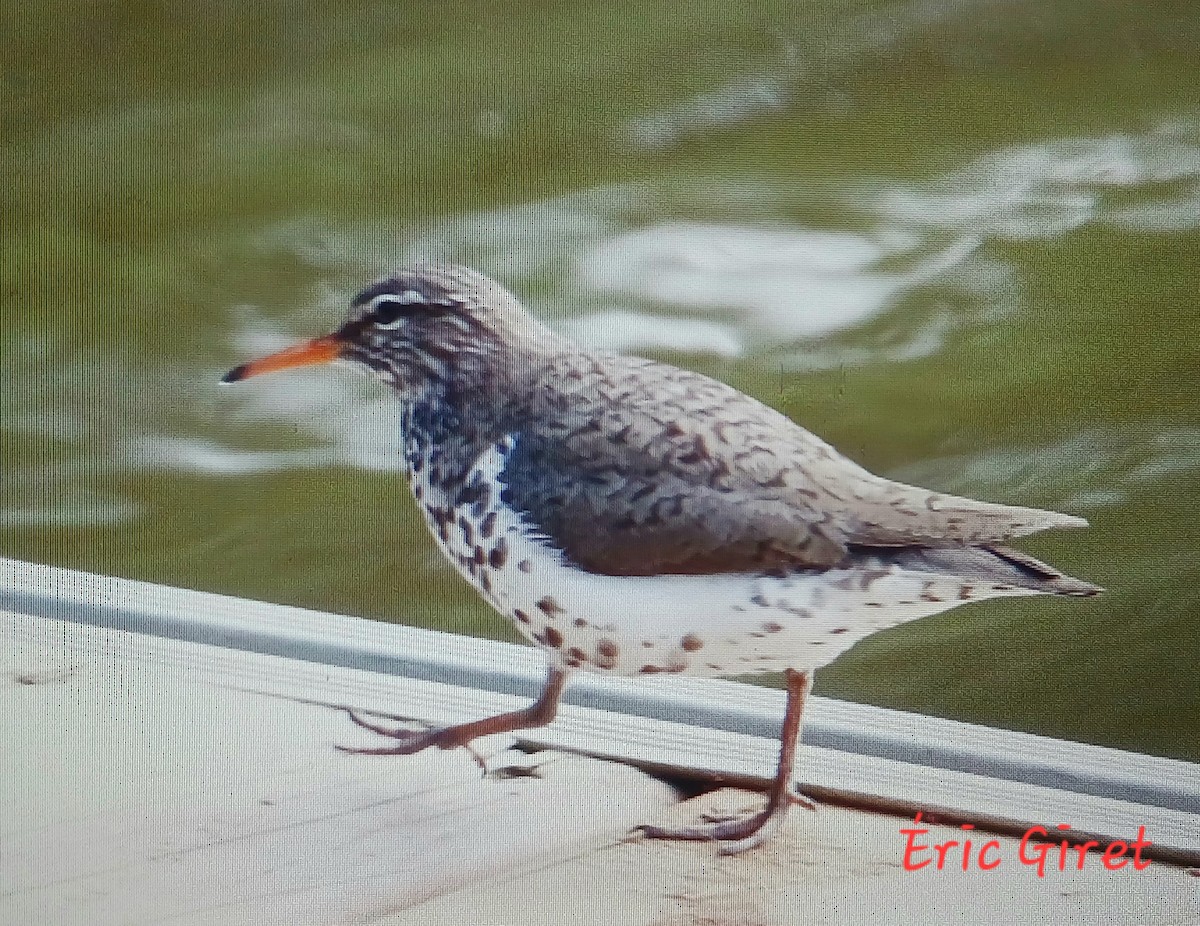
left=882, top=544, right=1103, bottom=597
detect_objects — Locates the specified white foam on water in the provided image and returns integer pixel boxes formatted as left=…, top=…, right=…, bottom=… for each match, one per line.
left=625, top=75, right=792, bottom=149
left=871, top=123, right=1200, bottom=240
left=130, top=436, right=333, bottom=475
left=111, top=118, right=1200, bottom=495
left=378, top=186, right=984, bottom=355
left=577, top=222, right=979, bottom=343
left=136, top=387, right=409, bottom=477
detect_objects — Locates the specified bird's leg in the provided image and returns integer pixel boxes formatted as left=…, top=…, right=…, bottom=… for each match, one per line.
left=639, top=668, right=814, bottom=855
left=336, top=664, right=568, bottom=761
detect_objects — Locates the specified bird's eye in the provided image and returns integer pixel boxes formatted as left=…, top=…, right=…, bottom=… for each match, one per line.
left=372, top=299, right=406, bottom=329
left=363, top=287, right=460, bottom=330
left=371, top=292, right=424, bottom=329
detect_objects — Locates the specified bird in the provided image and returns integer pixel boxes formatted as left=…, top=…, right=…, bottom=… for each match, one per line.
left=222, top=262, right=1101, bottom=853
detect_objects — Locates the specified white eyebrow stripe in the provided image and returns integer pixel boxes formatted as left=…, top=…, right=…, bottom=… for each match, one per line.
left=365, top=288, right=463, bottom=329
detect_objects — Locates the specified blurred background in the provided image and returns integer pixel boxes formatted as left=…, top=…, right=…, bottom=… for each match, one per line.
left=2, top=0, right=1197, bottom=760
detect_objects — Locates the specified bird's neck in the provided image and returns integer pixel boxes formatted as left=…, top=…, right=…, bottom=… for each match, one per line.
left=395, top=331, right=576, bottom=481
left=397, top=372, right=529, bottom=482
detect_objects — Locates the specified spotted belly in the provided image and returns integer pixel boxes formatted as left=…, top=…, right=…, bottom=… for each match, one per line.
left=410, top=440, right=1041, bottom=679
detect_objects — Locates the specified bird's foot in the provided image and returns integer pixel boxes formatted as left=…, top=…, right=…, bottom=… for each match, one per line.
left=341, top=708, right=432, bottom=741
left=699, top=791, right=817, bottom=823
left=638, top=790, right=814, bottom=855
left=638, top=806, right=786, bottom=855
left=335, top=710, right=488, bottom=769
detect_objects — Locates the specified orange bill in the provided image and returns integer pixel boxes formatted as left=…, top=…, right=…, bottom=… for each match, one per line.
left=221, top=335, right=345, bottom=383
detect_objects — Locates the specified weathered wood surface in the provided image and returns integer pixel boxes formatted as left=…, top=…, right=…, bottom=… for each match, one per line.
left=407, top=790, right=1199, bottom=926
left=0, top=613, right=674, bottom=925
left=2, top=573, right=1198, bottom=925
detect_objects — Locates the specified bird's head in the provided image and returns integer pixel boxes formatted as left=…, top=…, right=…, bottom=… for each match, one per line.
left=222, top=263, right=561, bottom=398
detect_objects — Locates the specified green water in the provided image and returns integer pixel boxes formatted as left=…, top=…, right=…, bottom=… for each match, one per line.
left=3, top=0, right=1198, bottom=760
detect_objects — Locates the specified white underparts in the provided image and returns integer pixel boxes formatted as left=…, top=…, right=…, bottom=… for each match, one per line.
left=410, top=437, right=1041, bottom=679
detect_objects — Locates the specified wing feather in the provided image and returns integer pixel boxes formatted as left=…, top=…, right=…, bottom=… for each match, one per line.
left=496, top=353, right=1085, bottom=576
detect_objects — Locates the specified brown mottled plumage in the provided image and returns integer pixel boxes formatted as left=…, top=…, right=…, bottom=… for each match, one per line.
left=495, top=348, right=1092, bottom=582
left=224, top=261, right=1100, bottom=854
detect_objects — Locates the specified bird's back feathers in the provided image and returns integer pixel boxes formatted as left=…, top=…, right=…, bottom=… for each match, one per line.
left=493, top=351, right=1091, bottom=585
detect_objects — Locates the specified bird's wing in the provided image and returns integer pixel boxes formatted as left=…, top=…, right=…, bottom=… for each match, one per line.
left=496, top=353, right=1084, bottom=576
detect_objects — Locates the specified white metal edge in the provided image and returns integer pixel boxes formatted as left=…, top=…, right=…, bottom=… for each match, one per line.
left=2, top=556, right=1197, bottom=817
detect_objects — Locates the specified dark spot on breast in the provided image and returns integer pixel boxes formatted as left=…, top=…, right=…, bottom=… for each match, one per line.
left=567, top=646, right=587, bottom=663
left=473, top=546, right=486, bottom=567
left=514, top=608, right=531, bottom=624
left=573, top=618, right=588, bottom=628
left=597, top=639, right=619, bottom=658
left=458, top=517, right=474, bottom=546
left=751, top=594, right=770, bottom=607
left=543, top=626, right=563, bottom=648
left=518, top=559, right=532, bottom=573
left=680, top=633, right=703, bottom=652
left=413, top=484, right=424, bottom=501
left=958, top=585, right=975, bottom=600
left=831, top=627, right=849, bottom=634
left=455, top=479, right=490, bottom=509
left=537, top=596, right=565, bottom=617
left=761, top=622, right=783, bottom=633
left=480, top=511, right=497, bottom=539
left=639, top=664, right=663, bottom=674
left=489, top=539, right=508, bottom=569
left=865, top=602, right=883, bottom=607
left=479, top=571, right=492, bottom=593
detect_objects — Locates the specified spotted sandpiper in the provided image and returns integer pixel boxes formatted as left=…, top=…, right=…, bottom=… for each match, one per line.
left=223, top=262, right=1100, bottom=853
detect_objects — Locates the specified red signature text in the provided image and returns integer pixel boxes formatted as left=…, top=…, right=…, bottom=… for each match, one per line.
left=900, top=813, right=1152, bottom=876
